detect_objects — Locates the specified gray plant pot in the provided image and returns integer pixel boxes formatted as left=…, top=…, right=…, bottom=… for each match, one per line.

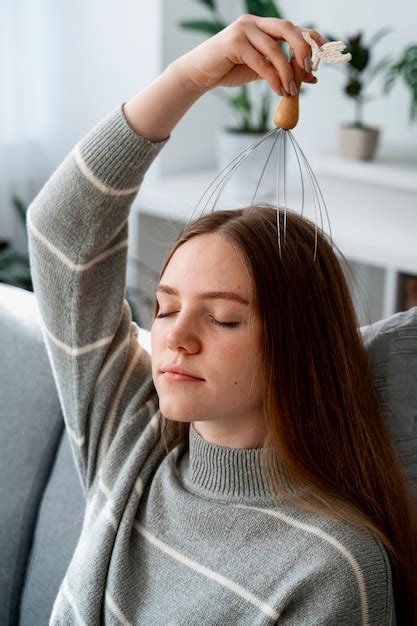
left=338, top=125, right=381, bottom=161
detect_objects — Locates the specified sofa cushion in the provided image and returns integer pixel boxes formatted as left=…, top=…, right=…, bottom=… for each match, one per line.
left=0, top=284, right=65, bottom=625
left=19, top=431, right=85, bottom=626
left=360, top=306, right=417, bottom=508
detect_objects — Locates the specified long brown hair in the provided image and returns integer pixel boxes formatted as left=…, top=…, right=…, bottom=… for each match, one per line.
left=151, top=203, right=417, bottom=624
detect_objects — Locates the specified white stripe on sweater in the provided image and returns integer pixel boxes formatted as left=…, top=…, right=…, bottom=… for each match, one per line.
left=42, top=317, right=115, bottom=357
left=73, top=143, right=141, bottom=196
left=105, top=589, right=132, bottom=626
left=132, top=521, right=280, bottom=621
left=63, top=576, right=88, bottom=626
left=27, top=210, right=128, bottom=272
left=235, top=504, right=369, bottom=626
left=66, top=424, right=85, bottom=448
left=96, top=345, right=149, bottom=467
left=96, top=329, right=133, bottom=384
left=49, top=586, right=65, bottom=626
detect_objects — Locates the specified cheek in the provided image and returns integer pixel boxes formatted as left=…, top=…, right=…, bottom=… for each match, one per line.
left=213, top=337, right=256, bottom=377
left=150, top=324, right=163, bottom=351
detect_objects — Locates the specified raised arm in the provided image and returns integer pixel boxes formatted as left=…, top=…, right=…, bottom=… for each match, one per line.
left=26, top=63, right=202, bottom=496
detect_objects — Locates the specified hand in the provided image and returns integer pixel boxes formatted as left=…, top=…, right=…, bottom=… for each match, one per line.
left=170, top=15, right=325, bottom=97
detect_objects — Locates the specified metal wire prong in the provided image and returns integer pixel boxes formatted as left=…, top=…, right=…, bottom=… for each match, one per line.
left=209, top=129, right=278, bottom=213
left=187, top=117, right=333, bottom=266
left=290, top=133, right=333, bottom=253
left=250, top=129, right=281, bottom=207
left=296, top=141, right=334, bottom=250
left=283, top=130, right=287, bottom=242
left=287, top=131, right=305, bottom=218
left=287, top=133, right=323, bottom=260
left=189, top=128, right=277, bottom=223
left=275, top=130, right=285, bottom=258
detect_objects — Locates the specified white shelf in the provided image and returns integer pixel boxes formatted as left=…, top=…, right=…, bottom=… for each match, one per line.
left=312, top=145, right=417, bottom=193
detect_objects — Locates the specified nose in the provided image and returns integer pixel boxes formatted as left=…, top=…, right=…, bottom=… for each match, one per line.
left=166, top=314, right=200, bottom=354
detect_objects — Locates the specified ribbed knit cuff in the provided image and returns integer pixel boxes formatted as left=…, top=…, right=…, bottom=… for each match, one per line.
left=77, top=103, right=170, bottom=190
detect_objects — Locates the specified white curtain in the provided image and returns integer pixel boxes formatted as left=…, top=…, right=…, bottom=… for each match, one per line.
left=0, top=0, right=166, bottom=255
left=0, top=0, right=50, bottom=253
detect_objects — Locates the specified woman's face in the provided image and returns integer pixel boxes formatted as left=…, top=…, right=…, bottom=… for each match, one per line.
left=151, top=232, right=266, bottom=448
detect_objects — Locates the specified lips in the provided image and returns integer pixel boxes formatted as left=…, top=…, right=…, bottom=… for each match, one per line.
left=162, top=364, right=204, bottom=380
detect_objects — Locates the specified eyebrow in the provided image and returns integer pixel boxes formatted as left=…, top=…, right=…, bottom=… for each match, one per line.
left=156, top=284, right=249, bottom=305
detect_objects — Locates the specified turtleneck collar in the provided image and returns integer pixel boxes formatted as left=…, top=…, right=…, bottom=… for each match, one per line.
left=180, top=422, right=277, bottom=502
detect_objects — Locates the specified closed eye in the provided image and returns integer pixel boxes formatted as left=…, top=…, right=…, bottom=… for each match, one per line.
left=155, top=312, right=240, bottom=328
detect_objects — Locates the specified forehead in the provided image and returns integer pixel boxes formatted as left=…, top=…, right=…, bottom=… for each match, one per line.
left=161, top=233, right=252, bottom=294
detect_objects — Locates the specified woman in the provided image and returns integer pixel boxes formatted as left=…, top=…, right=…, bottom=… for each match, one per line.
left=27, top=15, right=416, bottom=625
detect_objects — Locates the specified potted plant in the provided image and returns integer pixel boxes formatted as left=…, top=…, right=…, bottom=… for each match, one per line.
left=178, top=0, right=293, bottom=198
left=384, top=43, right=417, bottom=124
left=326, top=27, right=392, bottom=160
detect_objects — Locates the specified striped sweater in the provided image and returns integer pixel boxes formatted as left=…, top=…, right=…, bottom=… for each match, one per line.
left=26, top=103, right=395, bottom=625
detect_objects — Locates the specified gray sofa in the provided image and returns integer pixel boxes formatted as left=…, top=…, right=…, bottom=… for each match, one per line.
left=0, top=283, right=416, bottom=625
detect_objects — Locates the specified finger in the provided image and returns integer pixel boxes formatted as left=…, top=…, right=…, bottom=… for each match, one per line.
left=303, top=73, right=318, bottom=84
left=298, top=27, right=327, bottom=49
left=239, top=39, right=287, bottom=96
left=250, top=17, right=313, bottom=75
left=245, top=26, right=295, bottom=95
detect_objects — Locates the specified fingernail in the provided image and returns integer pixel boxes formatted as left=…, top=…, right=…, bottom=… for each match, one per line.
left=304, top=55, right=312, bottom=73
left=289, top=80, right=298, bottom=97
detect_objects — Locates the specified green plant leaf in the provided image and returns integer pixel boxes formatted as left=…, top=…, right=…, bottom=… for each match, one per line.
left=243, top=0, right=283, bottom=19
left=12, top=194, right=28, bottom=225
left=365, top=54, right=392, bottom=88
left=195, top=0, right=216, bottom=10
left=0, top=245, right=32, bottom=290
left=384, top=44, right=417, bottom=123
left=383, top=66, right=397, bottom=94
left=349, top=46, right=369, bottom=73
left=178, top=19, right=226, bottom=35
left=257, top=88, right=271, bottom=131
left=229, top=85, right=252, bottom=114
left=402, top=45, right=417, bottom=89
left=227, top=86, right=255, bottom=131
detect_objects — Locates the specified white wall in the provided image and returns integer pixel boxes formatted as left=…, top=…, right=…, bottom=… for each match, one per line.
left=40, top=0, right=164, bottom=178
left=0, top=0, right=164, bottom=250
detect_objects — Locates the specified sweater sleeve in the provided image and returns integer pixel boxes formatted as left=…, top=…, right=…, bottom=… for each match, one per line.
left=26, top=103, right=170, bottom=497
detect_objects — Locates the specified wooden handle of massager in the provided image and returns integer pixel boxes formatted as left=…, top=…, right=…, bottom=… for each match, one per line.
left=273, top=58, right=306, bottom=129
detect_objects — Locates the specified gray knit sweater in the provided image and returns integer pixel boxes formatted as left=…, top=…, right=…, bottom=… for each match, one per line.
left=26, top=103, right=395, bottom=625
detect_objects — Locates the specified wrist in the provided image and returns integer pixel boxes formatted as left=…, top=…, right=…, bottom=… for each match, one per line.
left=123, top=62, right=204, bottom=143
left=166, top=58, right=209, bottom=98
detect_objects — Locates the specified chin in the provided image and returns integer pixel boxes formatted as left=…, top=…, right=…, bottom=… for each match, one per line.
left=161, top=414, right=192, bottom=424
left=158, top=398, right=195, bottom=422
